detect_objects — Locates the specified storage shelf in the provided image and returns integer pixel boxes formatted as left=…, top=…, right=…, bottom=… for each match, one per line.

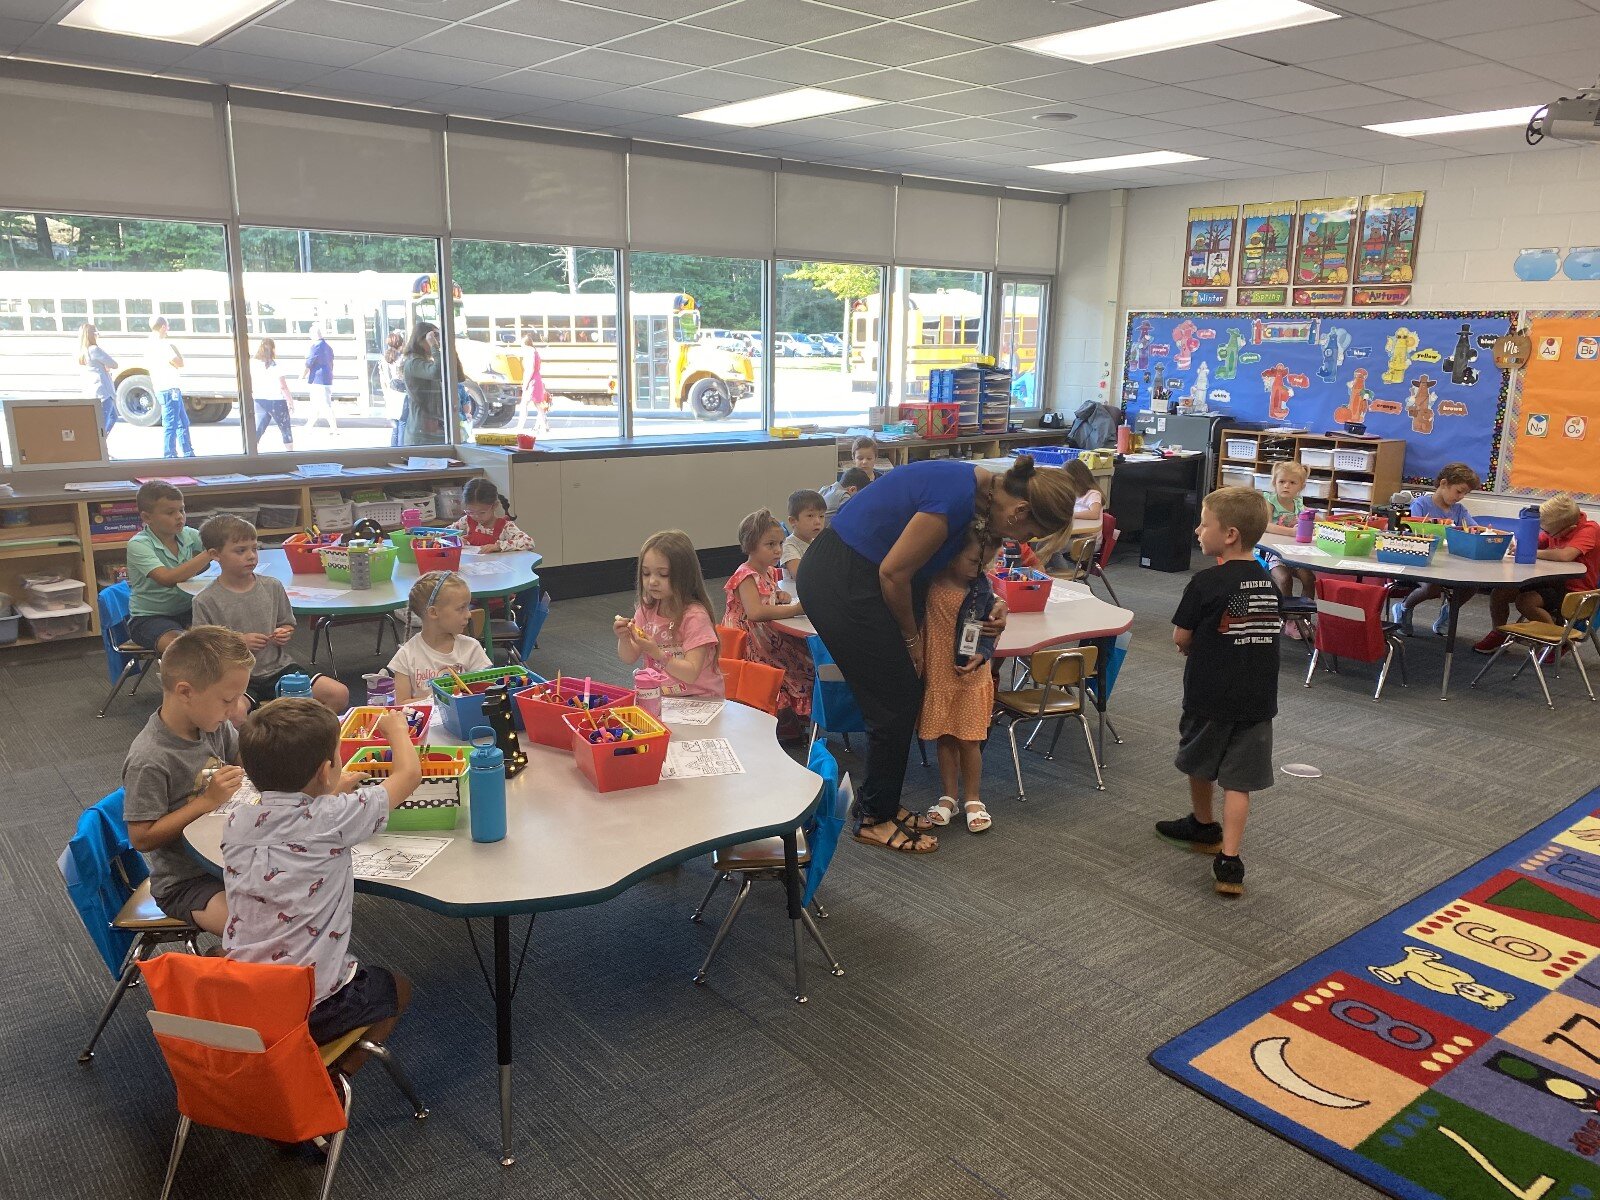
left=0, top=541, right=84, bottom=560
left=0, top=520, right=79, bottom=545
left=89, top=524, right=301, bottom=553
left=1, top=629, right=97, bottom=649
left=1216, top=428, right=1404, bottom=514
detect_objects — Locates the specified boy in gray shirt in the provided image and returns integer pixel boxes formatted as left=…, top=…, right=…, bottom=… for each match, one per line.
left=191, top=516, right=351, bottom=712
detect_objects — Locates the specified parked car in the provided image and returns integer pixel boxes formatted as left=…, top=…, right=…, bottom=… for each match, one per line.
left=774, top=332, right=815, bottom=357
left=809, top=333, right=843, bottom=356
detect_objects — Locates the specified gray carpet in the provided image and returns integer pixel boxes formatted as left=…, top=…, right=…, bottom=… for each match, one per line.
left=7, top=559, right=1599, bottom=1200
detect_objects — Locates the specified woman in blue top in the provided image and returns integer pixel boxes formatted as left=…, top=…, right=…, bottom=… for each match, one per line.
left=797, top=456, right=1081, bottom=854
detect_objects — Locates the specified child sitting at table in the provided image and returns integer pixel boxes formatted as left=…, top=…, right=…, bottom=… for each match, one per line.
left=126, top=480, right=217, bottom=654
left=851, top=436, right=881, bottom=483
left=1063, top=458, right=1104, bottom=526
left=1477, top=493, right=1600, bottom=654
left=781, top=489, right=827, bottom=582
left=724, top=508, right=812, bottom=739
left=450, top=477, right=536, bottom=554
left=1260, top=461, right=1316, bottom=602
left=1395, top=462, right=1482, bottom=638
left=388, top=570, right=491, bottom=702
left=920, top=527, right=999, bottom=835
left=614, top=530, right=724, bottom=699
left=821, top=467, right=871, bottom=522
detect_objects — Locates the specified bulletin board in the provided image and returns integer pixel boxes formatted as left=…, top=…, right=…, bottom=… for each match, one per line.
left=1121, top=309, right=1514, bottom=486
left=3, top=398, right=105, bottom=470
left=1502, top=311, right=1600, bottom=501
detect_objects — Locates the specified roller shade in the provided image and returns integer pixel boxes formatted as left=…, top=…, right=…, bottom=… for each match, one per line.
left=776, top=171, right=895, bottom=262
left=447, top=131, right=625, bottom=246
left=231, top=103, right=445, bottom=234
left=895, top=186, right=998, bottom=271
left=0, top=77, right=229, bottom=221
left=998, top=198, right=1061, bottom=273
left=627, top=153, right=774, bottom=258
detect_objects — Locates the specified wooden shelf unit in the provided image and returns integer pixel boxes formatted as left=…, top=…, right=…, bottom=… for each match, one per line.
left=840, top=428, right=1069, bottom=471
left=1215, top=429, right=1405, bottom=516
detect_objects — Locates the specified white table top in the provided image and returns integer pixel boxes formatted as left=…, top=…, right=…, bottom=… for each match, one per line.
left=774, top=578, right=1133, bottom=659
left=183, top=701, right=821, bottom=917
left=1260, top=532, right=1584, bottom=588
left=181, top=547, right=542, bottom=615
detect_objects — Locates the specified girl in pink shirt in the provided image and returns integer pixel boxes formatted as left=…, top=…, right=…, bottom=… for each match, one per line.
left=614, top=529, right=725, bottom=699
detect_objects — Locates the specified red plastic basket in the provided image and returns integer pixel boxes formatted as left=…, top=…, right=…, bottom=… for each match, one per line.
left=283, top=532, right=342, bottom=574
left=900, top=401, right=960, bottom=440
left=337, top=703, right=432, bottom=764
left=515, top=677, right=637, bottom=748
left=413, top=538, right=463, bottom=574
left=564, top=706, right=670, bottom=792
left=988, top=568, right=1053, bottom=613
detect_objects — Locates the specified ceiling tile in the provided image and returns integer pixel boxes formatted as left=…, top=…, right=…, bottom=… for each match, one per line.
left=18, top=25, right=193, bottom=69
left=1221, top=15, right=1424, bottom=60
left=842, top=128, right=958, bottom=150
left=527, top=100, right=644, bottom=129
left=917, top=45, right=1066, bottom=86
left=1369, top=63, right=1558, bottom=100
left=1515, top=47, right=1600, bottom=88
left=906, top=0, right=1107, bottom=42
left=599, top=0, right=728, bottom=14
left=258, top=0, right=448, bottom=44
left=305, top=68, right=444, bottom=102
left=1093, top=44, right=1278, bottom=85
left=1403, top=0, right=1591, bottom=34
left=357, top=0, right=501, bottom=17
left=216, top=25, right=386, bottom=68
left=470, top=0, right=659, bottom=43
left=806, top=22, right=982, bottom=68
left=359, top=48, right=506, bottom=85
left=1213, top=114, right=1352, bottom=139
left=1315, top=99, right=1454, bottom=126
left=607, top=25, right=779, bottom=68
left=1007, top=66, right=1159, bottom=102
left=418, top=85, right=540, bottom=118
left=1037, top=112, right=1183, bottom=140
left=1199, top=65, right=1346, bottom=101
left=836, top=101, right=947, bottom=128
left=810, top=0, right=959, bottom=16
left=537, top=49, right=688, bottom=86
left=595, top=87, right=727, bottom=116
left=653, top=70, right=781, bottom=101
left=408, top=26, right=579, bottom=67
left=0, top=17, right=43, bottom=52
left=1146, top=99, right=1285, bottom=127
left=727, top=47, right=869, bottom=85
left=831, top=69, right=968, bottom=101
left=1314, top=41, right=1481, bottom=83
left=0, top=0, right=69, bottom=18
left=474, top=69, right=624, bottom=100
left=171, top=47, right=331, bottom=86
left=1092, top=86, right=1216, bottom=116
left=915, top=87, right=1042, bottom=117
left=1444, top=13, right=1600, bottom=58
left=687, top=0, right=877, bottom=42
left=1252, top=82, right=1405, bottom=114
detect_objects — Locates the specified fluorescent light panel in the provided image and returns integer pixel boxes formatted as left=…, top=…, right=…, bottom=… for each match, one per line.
left=681, top=88, right=881, bottom=127
left=1016, top=0, right=1338, bottom=64
left=60, top=0, right=278, bottom=44
left=1034, top=151, right=1206, bottom=174
left=1365, top=106, right=1540, bottom=137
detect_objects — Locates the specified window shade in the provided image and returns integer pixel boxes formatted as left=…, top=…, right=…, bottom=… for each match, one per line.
left=0, top=77, right=229, bottom=221
left=776, top=171, right=895, bottom=262
left=447, top=131, right=625, bottom=246
left=231, top=103, right=445, bottom=233
left=894, top=186, right=998, bottom=271
left=627, top=153, right=774, bottom=258
left=998, top=198, right=1062, bottom=273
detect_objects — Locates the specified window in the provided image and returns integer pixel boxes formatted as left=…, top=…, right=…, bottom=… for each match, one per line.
left=0, top=209, right=241, bottom=464
left=627, top=252, right=763, bottom=436
left=773, top=260, right=884, bottom=430
left=450, top=238, right=621, bottom=441
left=239, top=228, right=441, bottom=452
left=996, top=278, right=1048, bottom=410
left=887, top=267, right=988, bottom=406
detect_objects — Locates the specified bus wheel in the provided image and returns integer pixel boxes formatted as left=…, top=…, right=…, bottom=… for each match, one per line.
left=478, top=401, right=515, bottom=428
left=189, top=402, right=232, bottom=424
left=687, top=378, right=733, bottom=420
left=115, top=376, right=160, bottom=427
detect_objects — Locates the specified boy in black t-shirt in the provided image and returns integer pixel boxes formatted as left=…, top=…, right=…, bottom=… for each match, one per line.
left=1157, top=486, right=1280, bottom=896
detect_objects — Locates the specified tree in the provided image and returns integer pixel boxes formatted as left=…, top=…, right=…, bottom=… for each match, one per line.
left=783, top=261, right=877, bottom=301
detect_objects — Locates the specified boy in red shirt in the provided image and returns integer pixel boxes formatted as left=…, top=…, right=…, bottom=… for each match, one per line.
left=1476, top=494, right=1600, bottom=652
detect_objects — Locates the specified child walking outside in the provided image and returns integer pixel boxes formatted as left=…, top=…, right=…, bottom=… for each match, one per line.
left=919, top=529, right=998, bottom=834
left=387, top=571, right=491, bottom=702
left=451, top=477, right=536, bottom=554
left=723, top=508, right=812, bottom=739
left=614, top=530, right=724, bottom=699
left=1158, top=486, right=1281, bottom=897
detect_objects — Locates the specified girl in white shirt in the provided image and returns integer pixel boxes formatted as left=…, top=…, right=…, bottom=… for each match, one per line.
left=1063, top=459, right=1104, bottom=525
left=250, top=339, right=295, bottom=452
left=387, top=571, right=491, bottom=702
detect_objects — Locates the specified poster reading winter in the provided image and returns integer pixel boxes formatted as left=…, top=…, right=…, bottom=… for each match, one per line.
left=1238, top=201, right=1295, bottom=289
left=1356, top=191, right=1424, bottom=285
left=1293, top=197, right=1358, bottom=288
left=1183, top=205, right=1238, bottom=288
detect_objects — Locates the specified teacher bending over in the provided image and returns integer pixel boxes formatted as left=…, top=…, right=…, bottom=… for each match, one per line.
left=797, top=455, right=1080, bottom=854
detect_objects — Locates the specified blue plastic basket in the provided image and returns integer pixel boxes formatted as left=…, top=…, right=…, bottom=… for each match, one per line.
left=1027, top=445, right=1079, bottom=468
left=430, top=667, right=544, bottom=738
left=1444, top=527, right=1511, bottom=561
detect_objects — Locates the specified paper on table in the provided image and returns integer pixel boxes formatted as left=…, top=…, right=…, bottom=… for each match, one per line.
left=1283, top=544, right=1331, bottom=557
left=1046, top=588, right=1092, bottom=605
left=213, top=774, right=262, bottom=819
left=295, top=463, right=343, bottom=478
left=342, top=465, right=390, bottom=476
left=195, top=473, right=251, bottom=484
left=455, top=559, right=509, bottom=577
left=286, top=586, right=345, bottom=601
left=660, top=698, right=724, bottom=725
left=352, top=834, right=450, bottom=882
left=404, top=456, right=458, bottom=470
left=660, top=738, right=745, bottom=779
left=246, top=473, right=299, bottom=482
left=63, top=480, right=137, bottom=491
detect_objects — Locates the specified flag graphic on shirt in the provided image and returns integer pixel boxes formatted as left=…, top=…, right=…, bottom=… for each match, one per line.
left=1218, top=586, right=1282, bottom=639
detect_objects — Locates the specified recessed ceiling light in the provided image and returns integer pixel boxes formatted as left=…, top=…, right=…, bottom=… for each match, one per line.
left=1034, top=151, right=1206, bottom=174
left=681, top=87, right=881, bottom=127
left=1364, top=106, right=1541, bottom=137
left=1032, top=111, right=1078, bottom=123
left=1016, top=0, right=1338, bottom=64
left=59, top=0, right=279, bottom=44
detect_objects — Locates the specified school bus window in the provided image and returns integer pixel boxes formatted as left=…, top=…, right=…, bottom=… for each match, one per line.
left=93, top=299, right=118, bottom=317
left=63, top=298, right=87, bottom=315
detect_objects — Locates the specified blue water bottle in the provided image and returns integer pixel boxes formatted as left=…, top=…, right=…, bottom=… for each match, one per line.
left=468, top=725, right=507, bottom=844
left=1514, top=512, right=1540, bottom=565
left=275, top=671, right=312, bottom=699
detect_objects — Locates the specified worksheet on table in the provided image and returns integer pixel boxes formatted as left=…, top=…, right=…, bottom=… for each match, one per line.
left=352, top=835, right=451, bottom=882
left=660, top=699, right=724, bottom=725
left=661, top=739, right=745, bottom=779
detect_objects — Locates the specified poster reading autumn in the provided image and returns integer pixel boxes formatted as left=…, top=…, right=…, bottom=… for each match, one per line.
left=1293, top=196, right=1358, bottom=287
left=1183, top=205, right=1237, bottom=287
left=1238, top=201, right=1295, bottom=287
left=1357, top=191, right=1425, bottom=285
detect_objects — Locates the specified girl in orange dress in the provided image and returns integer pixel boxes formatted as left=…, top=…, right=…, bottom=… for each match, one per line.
left=723, top=508, right=813, bottom=740
left=919, top=529, right=998, bottom=833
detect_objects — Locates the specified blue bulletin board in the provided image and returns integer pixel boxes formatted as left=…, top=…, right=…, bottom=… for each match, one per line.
left=1121, top=310, right=1513, bottom=485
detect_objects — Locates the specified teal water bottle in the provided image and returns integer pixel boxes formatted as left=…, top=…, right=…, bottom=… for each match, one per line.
left=276, top=672, right=312, bottom=699
left=468, top=725, right=507, bottom=843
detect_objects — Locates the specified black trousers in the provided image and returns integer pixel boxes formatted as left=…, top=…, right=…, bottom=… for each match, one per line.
left=797, top=528, right=926, bottom=824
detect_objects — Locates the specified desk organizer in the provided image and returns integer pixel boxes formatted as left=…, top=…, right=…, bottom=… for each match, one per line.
left=564, top=706, right=670, bottom=792
left=1445, top=526, right=1512, bottom=561
left=319, top=545, right=397, bottom=584
left=347, top=745, right=469, bottom=831
left=1313, top=521, right=1378, bottom=557
left=391, top=526, right=457, bottom=565
left=1375, top=532, right=1437, bottom=567
left=283, top=532, right=342, bottom=574
left=338, top=704, right=431, bottom=763
left=430, top=666, right=542, bottom=738
left=900, top=402, right=959, bottom=440
left=412, top=536, right=463, bottom=574
left=988, top=567, right=1054, bottom=613
left=514, top=677, right=636, bottom=748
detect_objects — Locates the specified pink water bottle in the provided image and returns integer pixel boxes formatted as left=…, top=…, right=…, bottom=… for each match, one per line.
left=1295, top=509, right=1315, bottom=543
left=401, top=507, right=423, bottom=530
left=633, top=667, right=666, bottom=718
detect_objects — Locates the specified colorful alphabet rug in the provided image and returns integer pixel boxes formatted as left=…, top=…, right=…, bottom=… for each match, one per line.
left=1151, top=788, right=1600, bottom=1200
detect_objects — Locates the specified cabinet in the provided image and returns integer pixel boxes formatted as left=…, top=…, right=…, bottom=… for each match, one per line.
left=1216, top=429, right=1404, bottom=516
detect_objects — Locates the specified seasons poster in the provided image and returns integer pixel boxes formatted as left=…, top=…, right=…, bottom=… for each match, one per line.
left=1357, top=191, right=1424, bottom=285
left=1183, top=205, right=1238, bottom=288
left=1294, top=197, right=1358, bottom=288
left=1238, top=201, right=1295, bottom=289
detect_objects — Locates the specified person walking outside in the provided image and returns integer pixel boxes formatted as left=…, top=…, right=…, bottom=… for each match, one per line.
left=147, top=316, right=193, bottom=458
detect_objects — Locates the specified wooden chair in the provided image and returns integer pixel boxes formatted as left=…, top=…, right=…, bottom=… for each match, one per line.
left=720, top=657, right=783, bottom=715
left=1471, top=589, right=1600, bottom=708
left=992, top=646, right=1104, bottom=799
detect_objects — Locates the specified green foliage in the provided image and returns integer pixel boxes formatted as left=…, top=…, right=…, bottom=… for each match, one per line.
left=1, top=211, right=226, bottom=271
left=783, top=261, right=878, bottom=301
left=629, top=252, right=762, bottom=330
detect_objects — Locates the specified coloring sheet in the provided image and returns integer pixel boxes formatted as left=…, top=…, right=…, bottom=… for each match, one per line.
left=286, top=586, right=345, bottom=601
left=213, top=774, right=261, bottom=819
left=352, top=834, right=451, bottom=882
left=660, top=739, right=745, bottom=780
left=1046, top=588, right=1092, bottom=605
left=454, top=559, right=510, bottom=578
left=660, top=698, right=725, bottom=725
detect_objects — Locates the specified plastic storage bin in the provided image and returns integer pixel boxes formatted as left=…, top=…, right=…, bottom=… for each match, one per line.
left=413, top=538, right=463, bottom=574
left=310, top=492, right=354, bottom=531
left=391, top=526, right=457, bottom=565
left=1252, top=472, right=1274, bottom=490
left=214, top=504, right=260, bottom=526
left=564, top=706, right=671, bottom=793
left=347, top=744, right=470, bottom=831
left=514, top=677, right=637, bottom=748
left=1221, top=468, right=1254, bottom=488
left=1299, top=447, right=1335, bottom=468
left=0, top=613, right=19, bottom=644
left=18, top=601, right=91, bottom=640
left=1224, top=438, right=1258, bottom=461
left=283, top=532, right=341, bottom=573
left=1445, top=526, right=1512, bottom=561
left=338, top=704, right=432, bottom=763
left=1025, top=445, right=1078, bottom=468
left=1333, top=448, right=1377, bottom=472
left=433, top=486, right=464, bottom=521
left=353, top=496, right=407, bottom=528
left=22, top=575, right=86, bottom=610
left=1375, top=532, right=1437, bottom=567
left=900, top=402, right=960, bottom=440
left=1303, top=478, right=1331, bottom=499
left=429, top=666, right=542, bottom=739
left=387, top=490, right=436, bottom=523
left=1404, top=518, right=1450, bottom=539
left=320, top=545, right=397, bottom=584
left=257, top=502, right=301, bottom=530
left=1337, top=480, right=1374, bottom=503
left=988, top=567, right=1054, bottom=613
left=1313, top=522, right=1377, bottom=557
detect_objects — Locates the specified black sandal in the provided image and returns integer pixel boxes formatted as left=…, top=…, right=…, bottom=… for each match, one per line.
left=851, top=814, right=938, bottom=854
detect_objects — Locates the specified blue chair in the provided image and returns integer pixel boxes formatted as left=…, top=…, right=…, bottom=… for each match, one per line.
left=689, top=739, right=846, bottom=1003
left=58, top=789, right=200, bottom=1063
left=807, top=633, right=865, bottom=752
left=97, top=581, right=159, bottom=718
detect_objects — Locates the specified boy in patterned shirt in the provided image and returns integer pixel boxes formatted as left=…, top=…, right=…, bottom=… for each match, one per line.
left=223, top=699, right=420, bottom=1068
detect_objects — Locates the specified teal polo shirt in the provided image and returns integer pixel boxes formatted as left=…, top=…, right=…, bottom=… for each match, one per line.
left=125, top=525, right=204, bottom=617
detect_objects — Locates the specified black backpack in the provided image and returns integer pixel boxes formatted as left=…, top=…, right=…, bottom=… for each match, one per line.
left=1067, top=400, right=1118, bottom=449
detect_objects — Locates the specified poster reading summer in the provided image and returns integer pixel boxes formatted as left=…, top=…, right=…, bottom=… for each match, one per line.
left=1183, top=205, right=1237, bottom=288
left=1238, top=200, right=1295, bottom=288
left=1293, top=196, right=1357, bottom=287
left=1357, top=190, right=1424, bottom=285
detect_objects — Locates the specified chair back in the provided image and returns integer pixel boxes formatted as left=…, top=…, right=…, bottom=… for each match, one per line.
left=516, top=589, right=551, bottom=660
left=1561, top=589, right=1600, bottom=630
left=468, top=607, right=488, bottom=642
left=140, top=954, right=348, bottom=1144
left=1096, top=513, right=1119, bottom=571
left=720, top=658, right=784, bottom=715
left=1313, top=576, right=1389, bottom=663
left=807, top=634, right=865, bottom=734
left=716, top=625, right=747, bottom=660
left=801, top=740, right=848, bottom=908
left=1062, top=535, right=1096, bottom=581
left=58, top=788, right=151, bottom=976
left=1030, top=645, right=1097, bottom=690
left=97, top=580, right=138, bottom=683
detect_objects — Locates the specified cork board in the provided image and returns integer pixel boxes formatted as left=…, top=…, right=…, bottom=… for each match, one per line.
left=4, top=399, right=104, bottom=469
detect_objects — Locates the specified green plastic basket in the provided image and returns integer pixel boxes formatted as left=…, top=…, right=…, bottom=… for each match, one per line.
left=347, top=744, right=468, bottom=831
left=320, top=545, right=397, bottom=583
left=1313, top=521, right=1377, bottom=557
left=1403, top=518, right=1450, bottom=539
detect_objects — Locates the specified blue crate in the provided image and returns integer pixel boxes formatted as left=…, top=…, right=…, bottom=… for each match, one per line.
left=1027, top=446, right=1079, bottom=468
left=430, top=667, right=544, bottom=738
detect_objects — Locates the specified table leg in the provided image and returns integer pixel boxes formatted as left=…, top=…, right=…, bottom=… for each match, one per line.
left=1090, top=636, right=1112, bottom=762
left=782, top=830, right=808, bottom=1005
left=1440, top=587, right=1460, bottom=701
left=494, top=914, right=515, bottom=1168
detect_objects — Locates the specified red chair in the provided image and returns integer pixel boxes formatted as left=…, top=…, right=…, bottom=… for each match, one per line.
left=716, top=625, right=748, bottom=660
left=1306, top=576, right=1407, bottom=701
left=1090, top=511, right=1121, bottom=605
left=720, top=658, right=784, bottom=715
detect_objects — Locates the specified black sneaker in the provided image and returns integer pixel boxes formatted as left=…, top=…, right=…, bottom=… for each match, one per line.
left=1156, top=813, right=1223, bottom=852
left=1213, top=854, right=1245, bottom=897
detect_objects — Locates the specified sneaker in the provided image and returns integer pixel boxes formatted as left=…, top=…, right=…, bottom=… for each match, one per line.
left=1213, top=854, right=1245, bottom=897
left=1156, top=813, right=1224, bottom=852
left=1431, top=600, right=1451, bottom=636
left=1474, top=630, right=1509, bottom=655
left=1389, top=599, right=1415, bottom=637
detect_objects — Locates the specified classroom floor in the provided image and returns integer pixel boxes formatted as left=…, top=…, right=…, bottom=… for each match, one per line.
left=8, top=559, right=1598, bottom=1200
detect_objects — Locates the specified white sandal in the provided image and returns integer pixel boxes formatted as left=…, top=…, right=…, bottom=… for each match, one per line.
left=963, top=801, right=992, bottom=834
left=926, top=796, right=958, bottom=827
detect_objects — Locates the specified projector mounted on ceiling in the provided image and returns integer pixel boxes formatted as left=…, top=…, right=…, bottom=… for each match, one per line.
left=1527, top=85, right=1600, bottom=144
